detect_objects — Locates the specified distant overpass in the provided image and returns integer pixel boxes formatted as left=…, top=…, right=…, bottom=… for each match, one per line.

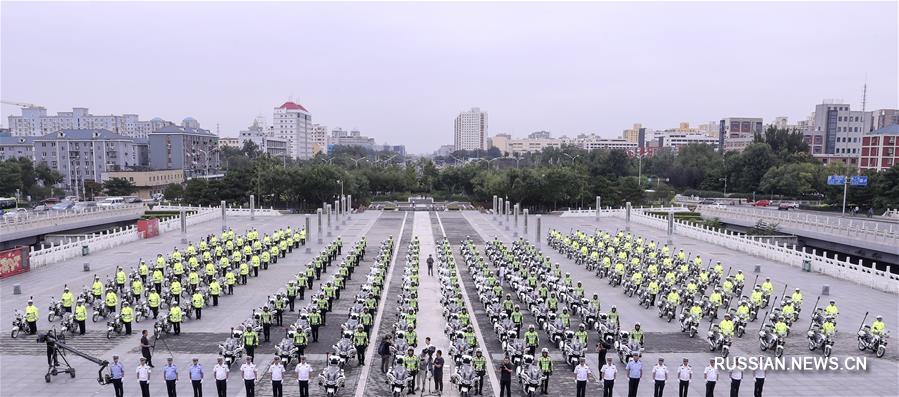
left=0, top=205, right=145, bottom=249
left=697, top=205, right=899, bottom=264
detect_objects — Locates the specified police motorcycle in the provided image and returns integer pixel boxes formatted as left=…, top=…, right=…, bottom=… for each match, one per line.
left=341, top=312, right=361, bottom=334
left=153, top=310, right=173, bottom=338
left=56, top=312, right=77, bottom=336
left=707, top=323, right=732, bottom=358
left=331, top=330, right=356, bottom=368
left=679, top=309, right=701, bottom=338
left=274, top=335, right=297, bottom=365
left=562, top=331, right=586, bottom=369
left=504, top=330, right=525, bottom=366
left=387, top=356, right=412, bottom=397
left=218, top=328, right=244, bottom=368
left=106, top=313, right=124, bottom=339
left=10, top=310, right=28, bottom=339
left=758, top=322, right=786, bottom=358
left=807, top=322, right=835, bottom=357
left=131, top=299, right=151, bottom=323
left=581, top=300, right=599, bottom=329
left=638, top=286, right=656, bottom=309
left=546, top=313, right=567, bottom=349
left=517, top=354, right=544, bottom=397
left=857, top=322, right=889, bottom=358
left=450, top=354, right=478, bottom=397
left=657, top=296, right=677, bottom=323
left=614, top=330, right=642, bottom=363
left=318, top=355, right=346, bottom=397
left=733, top=309, right=749, bottom=338
left=91, top=299, right=110, bottom=323
left=291, top=311, right=312, bottom=338
left=47, top=296, right=65, bottom=322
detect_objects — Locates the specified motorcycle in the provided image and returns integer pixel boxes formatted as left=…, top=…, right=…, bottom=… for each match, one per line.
left=10, top=310, right=28, bottom=339
left=807, top=329, right=834, bottom=357
left=60, top=313, right=78, bottom=336
left=758, top=328, right=786, bottom=358
left=107, top=314, right=124, bottom=339
left=219, top=336, right=244, bottom=369
left=274, top=338, right=297, bottom=365
left=707, top=328, right=731, bottom=358
left=857, top=327, right=889, bottom=358
left=153, top=311, right=172, bottom=338
left=680, top=313, right=700, bottom=338
left=47, top=297, right=64, bottom=322
left=92, top=301, right=109, bottom=323
left=658, top=301, right=676, bottom=322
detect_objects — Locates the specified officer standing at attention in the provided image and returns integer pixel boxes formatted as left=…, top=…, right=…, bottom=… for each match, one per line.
left=25, top=298, right=39, bottom=334
left=538, top=348, right=553, bottom=394
left=74, top=298, right=88, bottom=335
left=110, top=355, right=125, bottom=397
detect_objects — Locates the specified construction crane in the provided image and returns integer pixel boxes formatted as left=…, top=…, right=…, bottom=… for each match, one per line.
left=1, top=100, right=43, bottom=108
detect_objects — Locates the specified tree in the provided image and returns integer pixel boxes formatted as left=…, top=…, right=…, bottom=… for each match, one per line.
left=83, top=180, right=103, bottom=200
left=758, top=163, right=820, bottom=196
left=872, top=165, right=899, bottom=210
left=103, top=178, right=137, bottom=196
left=163, top=183, right=184, bottom=201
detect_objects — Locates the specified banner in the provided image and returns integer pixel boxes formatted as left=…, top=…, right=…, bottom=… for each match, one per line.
left=137, top=218, right=160, bottom=239
left=0, top=246, right=30, bottom=279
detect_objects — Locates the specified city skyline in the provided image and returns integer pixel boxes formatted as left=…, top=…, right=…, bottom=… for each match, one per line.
left=2, top=1, right=897, bottom=154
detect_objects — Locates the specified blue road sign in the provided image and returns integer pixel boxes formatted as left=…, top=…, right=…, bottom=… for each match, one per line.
left=827, top=175, right=845, bottom=186
left=850, top=175, right=868, bottom=186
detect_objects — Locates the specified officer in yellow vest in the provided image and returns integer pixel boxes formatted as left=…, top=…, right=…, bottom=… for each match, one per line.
left=121, top=301, right=134, bottom=335
left=209, top=279, right=221, bottom=306
left=169, top=305, right=183, bottom=335
left=25, top=298, right=39, bottom=334
left=60, top=286, right=74, bottom=313
left=192, top=291, right=205, bottom=320
left=74, top=298, right=88, bottom=335
left=243, top=327, right=259, bottom=358
left=353, top=325, right=369, bottom=365
left=538, top=348, right=554, bottom=394
left=148, top=290, right=161, bottom=319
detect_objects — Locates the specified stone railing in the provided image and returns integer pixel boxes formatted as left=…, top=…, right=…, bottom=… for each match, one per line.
left=559, top=205, right=689, bottom=217
left=28, top=207, right=219, bottom=269
left=622, top=210, right=898, bottom=294
left=0, top=205, right=145, bottom=241
left=152, top=205, right=282, bottom=217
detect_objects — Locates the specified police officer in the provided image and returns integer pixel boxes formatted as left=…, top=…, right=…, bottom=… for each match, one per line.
left=525, top=325, right=540, bottom=356
left=293, top=328, right=308, bottom=358
left=74, top=298, right=88, bottom=335
left=192, top=290, right=205, bottom=320
left=473, top=349, right=487, bottom=395
left=148, top=289, right=161, bottom=319
left=309, top=308, right=321, bottom=342
left=260, top=306, right=273, bottom=342
left=209, top=278, right=221, bottom=306
left=353, top=325, right=369, bottom=365
left=60, top=286, right=74, bottom=313
left=538, top=348, right=553, bottom=394
left=169, top=304, right=183, bottom=335
left=286, top=281, right=297, bottom=312
left=24, top=298, right=38, bottom=334
left=121, top=301, right=134, bottom=335
left=243, top=326, right=259, bottom=359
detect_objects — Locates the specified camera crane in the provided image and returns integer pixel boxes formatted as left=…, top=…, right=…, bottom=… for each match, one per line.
left=37, top=328, right=110, bottom=384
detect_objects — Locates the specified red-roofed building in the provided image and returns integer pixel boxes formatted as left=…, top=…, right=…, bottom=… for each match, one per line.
left=273, top=100, right=313, bottom=159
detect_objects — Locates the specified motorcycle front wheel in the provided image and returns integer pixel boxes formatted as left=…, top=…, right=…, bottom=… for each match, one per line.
left=775, top=346, right=784, bottom=358
left=857, top=340, right=866, bottom=351
left=689, top=329, right=696, bottom=338
left=92, top=314, right=100, bottom=323
left=11, top=328, right=19, bottom=339
left=876, top=345, right=885, bottom=358
left=107, top=330, right=113, bottom=339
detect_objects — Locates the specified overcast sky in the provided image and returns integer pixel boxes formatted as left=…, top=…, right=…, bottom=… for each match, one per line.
left=2, top=1, right=897, bottom=154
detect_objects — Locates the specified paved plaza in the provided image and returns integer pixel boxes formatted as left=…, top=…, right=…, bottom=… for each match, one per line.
left=1, top=210, right=897, bottom=397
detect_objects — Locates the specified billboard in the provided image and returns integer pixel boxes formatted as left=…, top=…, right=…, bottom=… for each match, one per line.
left=0, top=246, right=30, bottom=278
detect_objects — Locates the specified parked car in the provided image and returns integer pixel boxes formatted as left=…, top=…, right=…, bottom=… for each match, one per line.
left=98, top=197, right=125, bottom=208
left=777, top=203, right=792, bottom=211
left=752, top=200, right=770, bottom=207
left=51, top=201, right=76, bottom=212
left=32, top=204, right=49, bottom=212
left=40, top=197, right=61, bottom=205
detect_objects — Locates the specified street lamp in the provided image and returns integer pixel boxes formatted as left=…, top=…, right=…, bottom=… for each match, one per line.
left=719, top=177, right=728, bottom=195
left=562, top=153, right=580, bottom=164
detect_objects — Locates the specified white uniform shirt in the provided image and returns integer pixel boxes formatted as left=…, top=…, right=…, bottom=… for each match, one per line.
left=652, top=364, right=668, bottom=381
left=241, top=363, right=257, bottom=380
left=136, top=365, right=151, bottom=381
left=677, top=365, right=692, bottom=381
left=730, top=370, right=743, bottom=381
left=601, top=364, right=618, bottom=380
left=704, top=366, right=718, bottom=382
left=213, top=364, right=229, bottom=380
left=574, top=364, right=592, bottom=381
left=754, top=369, right=765, bottom=379
left=269, top=364, right=285, bottom=381
left=295, top=363, right=313, bottom=381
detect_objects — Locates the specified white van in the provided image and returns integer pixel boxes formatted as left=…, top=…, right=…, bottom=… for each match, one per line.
left=98, top=197, right=124, bottom=208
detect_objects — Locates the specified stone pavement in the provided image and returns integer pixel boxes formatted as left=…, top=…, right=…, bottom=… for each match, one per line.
left=462, top=211, right=899, bottom=397
left=0, top=211, right=383, bottom=397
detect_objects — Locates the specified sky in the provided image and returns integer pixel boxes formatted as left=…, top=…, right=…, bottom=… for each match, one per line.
left=2, top=1, right=897, bottom=154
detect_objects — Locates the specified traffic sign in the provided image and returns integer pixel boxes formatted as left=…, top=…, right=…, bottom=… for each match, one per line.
left=850, top=175, right=868, bottom=186
left=827, top=175, right=845, bottom=186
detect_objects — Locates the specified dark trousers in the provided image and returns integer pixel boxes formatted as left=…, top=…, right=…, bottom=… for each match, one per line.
left=216, top=379, right=227, bottom=397
left=166, top=379, right=177, bottom=397
left=140, top=381, right=150, bottom=397
left=27, top=321, right=37, bottom=334
left=195, top=308, right=202, bottom=320
left=192, top=380, right=202, bottom=397
left=576, top=380, right=587, bottom=397
left=754, top=378, right=765, bottom=397
left=311, top=325, right=319, bottom=342
left=212, top=295, right=219, bottom=306
left=500, top=380, right=511, bottom=397
left=299, top=380, right=309, bottom=397
left=112, top=378, right=124, bottom=397
left=679, top=380, right=690, bottom=397
left=356, top=345, right=366, bottom=365
left=428, top=265, right=433, bottom=276
left=706, top=381, right=716, bottom=397
left=603, top=380, right=615, bottom=397
left=434, top=371, right=443, bottom=391
left=654, top=380, right=665, bottom=397
left=628, top=377, right=640, bottom=397
left=245, top=345, right=255, bottom=358
left=124, top=322, right=132, bottom=335
left=287, top=296, right=296, bottom=311
left=77, top=320, right=86, bottom=335
left=142, top=348, right=153, bottom=367
left=541, top=376, right=549, bottom=393
left=730, top=379, right=741, bottom=397
left=173, top=322, right=181, bottom=335
left=244, top=379, right=255, bottom=397
left=263, top=324, right=271, bottom=341
left=272, top=380, right=282, bottom=397
left=381, top=354, right=390, bottom=373
left=151, top=307, right=159, bottom=319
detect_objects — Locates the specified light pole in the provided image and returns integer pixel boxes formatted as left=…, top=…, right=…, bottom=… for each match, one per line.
left=719, top=177, right=728, bottom=196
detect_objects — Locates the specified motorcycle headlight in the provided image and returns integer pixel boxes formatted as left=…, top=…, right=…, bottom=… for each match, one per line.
left=807, top=331, right=815, bottom=337
left=707, top=331, right=714, bottom=337
left=758, top=331, right=766, bottom=337
left=858, top=331, right=866, bottom=337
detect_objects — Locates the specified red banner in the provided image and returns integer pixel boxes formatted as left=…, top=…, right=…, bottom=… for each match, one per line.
left=137, top=218, right=160, bottom=239
left=0, top=246, right=30, bottom=279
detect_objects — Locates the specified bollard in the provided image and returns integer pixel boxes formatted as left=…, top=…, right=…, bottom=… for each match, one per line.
left=596, top=196, right=601, bottom=220
left=667, top=212, right=674, bottom=245
left=317, top=208, right=323, bottom=244
left=335, top=200, right=341, bottom=230
left=250, top=194, right=256, bottom=221
left=341, top=196, right=347, bottom=225
left=347, top=195, right=353, bottom=218
left=514, top=204, right=519, bottom=227
left=821, top=285, right=830, bottom=296
left=753, top=264, right=761, bottom=273
left=536, top=215, right=542, bottom=245
left=305, top=214, right=312, bottom=253
left=83, top=263, right=91, bottom=272
left=327, top=205, right=333, bottom=237
left=13, top=284, right=21, bottom=295
left=523, top=209, right=529, bottom=235
left=498, top=198, right=504, bottom=220
left=221, top=200, right=227, bottom=232
left=493, top=195, right=498, bottom=217
left=505, top=200, right=511, bottom=222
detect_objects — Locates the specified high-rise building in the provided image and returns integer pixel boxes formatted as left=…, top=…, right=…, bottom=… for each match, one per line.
left=238, top=120, right=288, bottom=159
left=622, top=123, right=643, bottom=143
left=871, top=109, right=899, bottom=131
left=720, top=117, right=764, bottom=152
left=328, top=128, right=375, bottom=152
left=7, top=106, right=174, bottom=138
left=273, top=101, right=313, bottom=159
left=311, top=124, right=329, bottom=155
left=803, top=100, right=872, bottom=165
left=454, top=107, right=487, bottom=151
